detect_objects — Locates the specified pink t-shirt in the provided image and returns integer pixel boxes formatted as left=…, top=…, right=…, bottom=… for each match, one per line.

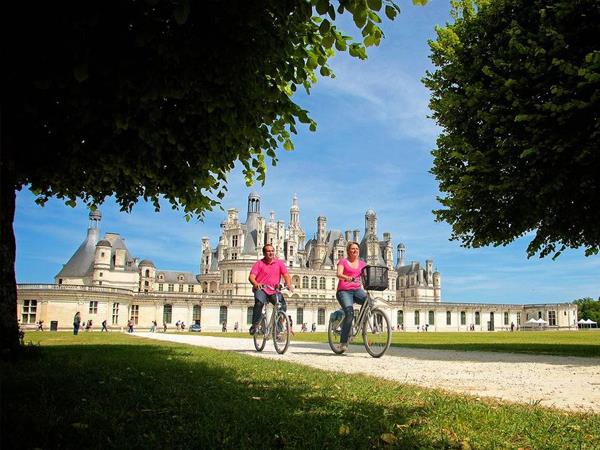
left=250, top=258, right=289, bottom=295
left=336, top=258, right=366, bottom=291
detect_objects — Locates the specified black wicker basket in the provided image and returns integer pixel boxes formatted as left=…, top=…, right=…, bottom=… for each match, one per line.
left=361, top=265, right=389, bottom=291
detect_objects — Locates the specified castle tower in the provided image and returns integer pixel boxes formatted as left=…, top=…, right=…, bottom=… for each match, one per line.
left=397, top=243, right=406, bottom=268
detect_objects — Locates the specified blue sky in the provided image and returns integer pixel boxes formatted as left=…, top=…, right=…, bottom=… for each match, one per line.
left=14, top=1, right=599, bottom=304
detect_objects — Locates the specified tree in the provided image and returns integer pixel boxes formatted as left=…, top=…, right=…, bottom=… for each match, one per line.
left=1, top=0, right=424, bottom=354
left=572, top=297, right=600, bottom=324
left=423, top=0, right=600, bottom=259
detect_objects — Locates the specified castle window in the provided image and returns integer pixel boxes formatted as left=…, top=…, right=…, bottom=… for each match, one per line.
left=332, top=278, right=336, bottom=289
left=99, top=272, right=103, bottom=277
left=226, top=270, right=233, bottom=284
left=297, top=308, right=304, bottom=325
left=247, top=307, right=253, bottom=325
left=188, top=285, right=194, bottom=293
left=112, top=303, right=119, bottom=325
left=460, top=311, right=466, bottom=325
left=504, top=312, right=509, bottom=326
left=130, top=305, right=139, bottom=325
left=58, top=278, right=63, bottom=285
left=193, top=305, right=202, bottom=324
left=202, top=282, right=208, bottom=293
left=289, top=246, right=294, bottom=256
left=101, top=252, right=105, bottom=257
left=168, top=284, right=174, bottom=292
left=337, top=250, right=344, bottom=260
left=319, top=277, right=326, bottom=290
left=475, top=311, right=481, bottom=325
left=310, top=277, right=317, bottom=289
left=232, top=235, right=238, bottom=247
left=414, top=311, right=420, bottom=326
left=21, top=300, right=37, bottom=324
left=397, top=310, right=403, bottom=326
left=145, top=269, right=150, bottom=277
left=144, top=280, right=149, bottom=287
left=548, top=311, right=556, bottom=326
left=163, top=304, right=172, bottom=324
left=318, top=308, right=325, bottom=325
left=159, top=274, right=164, bottom=280
left=428, top=311, right=435, bottom=325
left=179, top=284, right=184, bottom=292
left=302, top=276, right=309, bottom=289
left=219, top=306, right=228, bottom=325
left=517, top=312, right=521, bottom=325
left=446, top=311, right=451, bottom=326
left=158, top=284, right=163, bottom=292
left=231, top=252, right=237, bottom=260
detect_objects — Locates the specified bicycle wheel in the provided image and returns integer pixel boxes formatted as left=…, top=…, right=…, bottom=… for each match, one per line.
left=253, top=316, right=267, bottom=352
left=327, top=317, right=345, bottom=354
left=272, top=311, right=290, bottom=354
left=362, top=307, right=391, bottom=358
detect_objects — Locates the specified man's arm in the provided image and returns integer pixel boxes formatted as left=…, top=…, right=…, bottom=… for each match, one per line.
left=283, top=272, right=294, bottom=292
left=249, top=273, right=262, bottom=291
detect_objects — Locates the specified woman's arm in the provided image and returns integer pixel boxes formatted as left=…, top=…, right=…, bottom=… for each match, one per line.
left=336, top=262, right=355, bottom=282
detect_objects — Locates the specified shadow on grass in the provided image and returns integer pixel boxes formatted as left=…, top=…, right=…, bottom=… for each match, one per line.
left=2, top=342, right=435, bottom=449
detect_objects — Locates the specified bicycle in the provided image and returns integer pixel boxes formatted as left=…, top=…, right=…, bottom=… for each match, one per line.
left=253, top=285, right=291, bottom=354
left=328, top=265, right=392, bottom=358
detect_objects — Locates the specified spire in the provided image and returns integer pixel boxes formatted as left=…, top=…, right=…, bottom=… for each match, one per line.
left=290, top=193, right=300, bottom=226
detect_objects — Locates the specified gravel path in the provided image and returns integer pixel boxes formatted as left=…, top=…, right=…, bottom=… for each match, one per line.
left=134, top=332, right=600, bottom=413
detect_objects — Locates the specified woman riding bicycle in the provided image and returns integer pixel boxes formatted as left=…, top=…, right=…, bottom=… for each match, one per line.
left=335, top=241, right=366, bottom=353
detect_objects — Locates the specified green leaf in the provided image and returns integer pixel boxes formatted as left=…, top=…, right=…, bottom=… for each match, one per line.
left=315, top=0, right=329, bottom=15
left=367, top=0, right=382, bottom=11
left=385, top=5, right=397, bottom=20
left=174, top=0, right=190, bottom=25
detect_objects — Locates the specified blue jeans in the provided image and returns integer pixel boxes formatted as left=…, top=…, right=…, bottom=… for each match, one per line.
left=336, top=289, right=366, bottom=344
left=252, top=289, right=287, bottom=327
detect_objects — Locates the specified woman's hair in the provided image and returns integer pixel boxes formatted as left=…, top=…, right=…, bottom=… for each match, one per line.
left=346, top=241, right=360, bottom=252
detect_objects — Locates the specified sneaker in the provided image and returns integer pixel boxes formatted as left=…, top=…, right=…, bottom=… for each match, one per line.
left=249, top=326, right=256, bottom=336
left=337, top=343, right=348, bottom=352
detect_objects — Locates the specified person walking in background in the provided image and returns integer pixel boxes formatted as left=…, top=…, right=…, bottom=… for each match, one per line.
left=234, top=321, right=239, bottom=332
left=101, top=319, right=108, bottom=332
left=73, top=312, right=81, bottom=335
left=163, top=322, right=167, bottom=333
left=127, top=317, right=134, bottom=333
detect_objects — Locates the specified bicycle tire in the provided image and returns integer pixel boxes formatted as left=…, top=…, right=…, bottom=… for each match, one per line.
left=362, top=307, right=391, bottom=358
left=253, top=316, right=267, bottom=352
left=272, top=311, right=290, bottom=354
left=327, top=317, right=345, bottom=354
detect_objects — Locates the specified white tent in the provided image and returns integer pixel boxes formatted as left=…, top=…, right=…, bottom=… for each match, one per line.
left=577, top=319, right=587, bottom=324
left=526, top=318, right=539, bottom=324
left=536, top=318, right=548, bottom=324
left=584, top=319, right=597, bottom=328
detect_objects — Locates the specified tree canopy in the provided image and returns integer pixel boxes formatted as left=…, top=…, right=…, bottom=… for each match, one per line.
left=1, top=0, right=427, bottom=353
left=423, top=0, right=600, bottom=258
left=572, top=297, right=600, bottom=324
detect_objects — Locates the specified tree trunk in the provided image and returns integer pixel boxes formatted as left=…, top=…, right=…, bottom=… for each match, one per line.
left=0, top=116, right=20, bottom=356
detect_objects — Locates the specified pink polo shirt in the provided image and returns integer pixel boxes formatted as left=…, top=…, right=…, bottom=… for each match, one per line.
left=250, top=257, right=289, bottom=295
left=337, top=258, right=366, bottom=291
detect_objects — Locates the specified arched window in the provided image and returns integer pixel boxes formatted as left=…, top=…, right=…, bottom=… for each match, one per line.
left=310, top=276, right=317, bottom=289
left=202, top=282, right=208, bottom=293
left=145, top=269, right=150, bottom=277
left=302, top=276, right=309, bottom=289
left=319, top=277, right=326, bottom=290
left=475, top=311, right=481, bottom=325
left=219, top=306, right=228, bottom=325
left=397, top=310, right=403, bottom=326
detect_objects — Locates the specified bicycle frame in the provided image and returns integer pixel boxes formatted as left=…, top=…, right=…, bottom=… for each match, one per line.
left=253, top=286, right=291, bottom=354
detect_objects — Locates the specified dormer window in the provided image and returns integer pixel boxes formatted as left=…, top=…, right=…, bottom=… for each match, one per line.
left=178, top=275, right=184, bottom=282
left=159, top=274, right=164, bottom=281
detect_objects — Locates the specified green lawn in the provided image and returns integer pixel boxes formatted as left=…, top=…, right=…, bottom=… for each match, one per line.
left=202, top=330, right=600, bottom=357
left=2, top=332, right=598, bottom=449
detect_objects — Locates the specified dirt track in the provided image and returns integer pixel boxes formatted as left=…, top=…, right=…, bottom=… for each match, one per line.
left=134, top=332, right=600, bottom=413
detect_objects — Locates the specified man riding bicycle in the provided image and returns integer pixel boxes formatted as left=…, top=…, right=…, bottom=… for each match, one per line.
left=248, top=244, right=294, bottom=335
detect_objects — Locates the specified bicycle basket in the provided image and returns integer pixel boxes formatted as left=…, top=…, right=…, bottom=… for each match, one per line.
left=361, top=265, right=388, bottom=291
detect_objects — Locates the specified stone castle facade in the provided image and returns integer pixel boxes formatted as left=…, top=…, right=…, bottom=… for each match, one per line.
left=17, top=193, right=577, bottom=332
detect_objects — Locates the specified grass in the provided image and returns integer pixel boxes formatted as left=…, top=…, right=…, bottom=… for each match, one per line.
left=2, top=333, right=599, bottom=449
left=201, top=330, right=600, bottom=358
